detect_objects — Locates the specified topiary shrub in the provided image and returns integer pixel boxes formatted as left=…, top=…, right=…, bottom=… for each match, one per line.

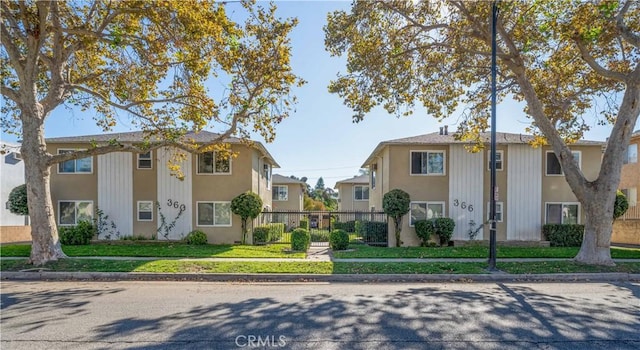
left=184, top=230, right=208, bottom=245
left=614, top=190, right=629, bottom=219
left=231, top=191, right=263, bottom=245
left=299, top=218, right=309, bottom=230
left=291, top=228, right=310, bottom=251
left=383, top=189, right=411, bottom=247
left=435, top=218, right=455, bottom=246
left=8, top=184, right=28, bottom=216
left=543, top=224, right=585, bottom=247
left=59, top=220, right=96, bottom=245
left=415, top=219, right=436, bottom=246
left=330, top=229, right=349, bottom=250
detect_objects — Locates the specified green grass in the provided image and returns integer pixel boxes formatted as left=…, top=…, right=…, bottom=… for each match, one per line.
left=2, top=259, right=639, bottom=275
left=332, top=245, right=640, bottom=259
left=0, top=243, right=305, bottom=259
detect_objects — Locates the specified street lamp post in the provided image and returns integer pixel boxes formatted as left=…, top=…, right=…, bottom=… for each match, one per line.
left=488, top=1, right=499, bottom=271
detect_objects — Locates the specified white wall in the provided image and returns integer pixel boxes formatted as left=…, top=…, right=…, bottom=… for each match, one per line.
left=98, top=152, right=133, bottom=238
left=1, top=142, right=28, bottom=226
left=157, top=147, right=193, bottom=239
left=449, top=145, right=484, bottom=240
left=507, top=145, right=542, bottom=240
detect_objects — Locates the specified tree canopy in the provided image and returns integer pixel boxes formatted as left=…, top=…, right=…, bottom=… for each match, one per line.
left=325, top=0, right=640, bottom=264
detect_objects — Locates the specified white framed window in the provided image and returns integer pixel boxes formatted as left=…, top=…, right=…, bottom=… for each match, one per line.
left=621, top=188, right=637, bottom=207
left=57, top=149, right=93, bottom=174
left=546, top=151, right=581, bottom=176
left=410, top=201, right=445, bottom=226
left=624, top=144, right=638, bottom=164
left=487, top=150, right=504, bottom=171
left=58, top=200, right=93, bottom=226
left=273, top=185, right=288, bottom=201
left=197, top=151, right=231, bottom=174
left=486, top=202, right=504, bottom=222
left=263, top=164, right=272, bottom=190
left=137, top=201, right=153, bottom=221
left=545, top=202, right=580, bottom=224
left=197, top=201, right=232, bottom=227
left=354, top=185, right=369, bottom=201
left=137, top=151, right=152, bottom=169
left=410, top=151, right=445, bottom=175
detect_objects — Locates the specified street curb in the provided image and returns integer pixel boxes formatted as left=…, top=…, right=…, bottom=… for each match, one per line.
left=2, top=271, right=638, bottom=283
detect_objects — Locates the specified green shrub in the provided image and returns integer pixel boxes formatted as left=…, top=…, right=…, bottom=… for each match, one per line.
left=184, top=230, right=208, bottom=245
left=291, top=228, right=310, bottom=251
left=299, top=219, right=309, bottom=230
left=614, top=190, right=629, bottom=219
left=310, top=230, right=330, bottom=242
left=253, top=223, right=285, bottom=244
left=435, top=218, right=455, bottom=246
left=414, top=219, right=436, bottom=246
left=333, top=220, right=356, bottom=233
left=231, top=191, right=263, bottom=245
left=120, top=234, right=150, bottom=241
left=59, top=220, right=96, bottom=245
left=383, top=189, right=411, bottom=247
left=252, top=227, right=270, bottom=244
left=330, top=229, right=349, bottom=250
left=8, top=184, right=28, bottom=216
left=543, top=224, right=585, bottom=247
left=361, top=221, right=388, bottom=243
left=269, top=223, right=285, bottom=242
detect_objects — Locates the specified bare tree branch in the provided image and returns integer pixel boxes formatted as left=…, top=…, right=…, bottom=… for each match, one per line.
left=575, top=38, right=628, bottom=82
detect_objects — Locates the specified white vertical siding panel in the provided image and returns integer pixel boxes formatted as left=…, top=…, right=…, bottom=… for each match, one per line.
left=157, top=148, right=192, bottom=239
left=507, top=145, right=542, bottom=240
left=98, top=152, right=133, bottom=238
left=448, top=145, right=484, bottom=240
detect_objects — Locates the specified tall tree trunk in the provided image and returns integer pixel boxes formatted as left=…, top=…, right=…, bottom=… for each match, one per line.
left=574, top=189, right=615, bottom=266
left=21, top=106, right=67, bottom=266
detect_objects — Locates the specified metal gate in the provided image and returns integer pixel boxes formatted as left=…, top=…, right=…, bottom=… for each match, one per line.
left=253, top=210, right=388, bottom=246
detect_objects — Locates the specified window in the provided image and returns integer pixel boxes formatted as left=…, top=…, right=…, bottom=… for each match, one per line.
left=371, top=164, right=377, bottom=189
left=137, top=151, right=152, bottom=169
left=411, top=151, right=445, bottom=175
left=410, top=201, right=445, bottom=226
left=197, top=201, right=232, bottom=226
left=58, top=149, right=92, bottom=174
left=624, top=144, right=638, bottom=164
left=264, top=164, right=272, bottom=190
left=58, top=200, right=93, bottom=225
left=197, top=152, right=231, bottom=174
left=273, top=185, right=288, bottom=201
left=621, top=188, right=637, bottom=207
left=487, top=150, right=503, bottom=171
left=545, top=203, right=580, bottom=224
left=137, top=201, right=153, bottom=221
left=486, top=202, right=504, bottom=222
left=354, top=185, right=369, bottom=201
left=546, top=151, right=581, bottom=175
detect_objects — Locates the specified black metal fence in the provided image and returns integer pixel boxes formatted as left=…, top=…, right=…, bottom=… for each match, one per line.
left=252, top=210, right=389, bottom=246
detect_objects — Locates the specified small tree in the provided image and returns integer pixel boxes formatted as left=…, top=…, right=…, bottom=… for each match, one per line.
left=383, top=189, right=411, bottom=247
left=8, top=184, right=28, bottom=216
left=231, top=192, right=263, bottom=245
left=614, top=190, right=629, bottom=220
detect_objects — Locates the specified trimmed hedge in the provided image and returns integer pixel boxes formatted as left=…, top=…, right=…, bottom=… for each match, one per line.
left=415, top=219, right=435, bottom=246
left=435, top=218, right=455, bottom=246
left=361, top=221, right=388, bottom=243
left=299, top=219, right=309, bottom=230
left=184, top=230, right=208, bottom=245
left=310, top=230, right=330, bottom=242
left=543, top=224, right=585, bottom=247
left=333, top=220, right=357, bottom=233
left=253, top=223, right=285, bottom=244
left=291, top=228, right=310, bottom=251
left=330, top=229, right=349, bottom=250
left=59, top=220, right=96, bottom=245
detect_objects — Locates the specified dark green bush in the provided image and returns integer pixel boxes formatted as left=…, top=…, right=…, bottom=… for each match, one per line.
left=543, top=224, right=585, bottom=247
left=330, top=229, right=349, bottom=250
left=253, top=227, right=270, bottom=244
left=299, top=219, right=309, bottom=230
left=291, top=228, right=310, bottom=251
left=269, top=223, right=285, bottom=242
left=414, top=219, right=436, bottom=246
left=59, top=220, right=96, bottom=245
left=8, top=184, right=28, bottom=216
left=184, top=230, right=208, bottom=245
left=435, top=218, right=455, bottom=246
left=361, top=221, right=388, bottom=243
left=333, top=220, right=357, bottom=233
left=614, top=190, right=629, bottom=219
left=310, top=230, right=330, bottom=242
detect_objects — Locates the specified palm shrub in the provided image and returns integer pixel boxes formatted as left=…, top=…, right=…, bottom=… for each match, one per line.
left=291, top=228, right=310, bottom=251
left=383, top=189, right=411, bottom=247
left=329, top=229, right=349, bottom=250
left=231, top=191, right=263, bottom=245
left=414, top=219, right=436, bottom=246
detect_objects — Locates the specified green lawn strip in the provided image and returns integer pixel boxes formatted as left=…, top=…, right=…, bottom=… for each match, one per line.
left=333, top=245, right=640, bottom=259
left=2, top=259, right=639, bottom=274
left=0, top=243, right=305, bottom=259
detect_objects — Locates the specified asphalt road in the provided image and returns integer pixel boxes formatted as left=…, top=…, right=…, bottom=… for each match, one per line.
left=1, top=281, right=639, bottom=350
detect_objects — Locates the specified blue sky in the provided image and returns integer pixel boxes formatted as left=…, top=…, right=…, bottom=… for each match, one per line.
left=1, top=1, right=633, bottom=189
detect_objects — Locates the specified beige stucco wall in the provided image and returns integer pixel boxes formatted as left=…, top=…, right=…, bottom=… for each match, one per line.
left=612, top=220, right=640, bottom=245
left=272, top=183, right=304, bottom=211
left=48, top=143, right=98, bottom=227
left=620, top=135, right=640, bottom=190
left=337, top=183, right=370, bottom=211
left=540, top=145, right=602, bottom=225
left=483, top=146, right=509, bottom=241
left=0, top=226, right=31, bottom=243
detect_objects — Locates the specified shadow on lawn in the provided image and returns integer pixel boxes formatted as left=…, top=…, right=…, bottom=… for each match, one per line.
left=80, top=283, right=640, bottom=350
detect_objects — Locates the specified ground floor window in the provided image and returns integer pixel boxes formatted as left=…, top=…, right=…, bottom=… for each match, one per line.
left=545, top=203, right=580, bottom=224
left=410, top=201, right=445, bottom=226
left=59, top=200, right=93, bottom=225
left=486, top=202, right=504, bottom=222
left=197, top=201, right=232, bottom=226
left=137, top=201, right=153, bottom=221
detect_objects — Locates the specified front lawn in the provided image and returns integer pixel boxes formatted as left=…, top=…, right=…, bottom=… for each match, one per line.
left=332, top=245, right=640, bottom=259
left=0, top=243, right=305, bottom=259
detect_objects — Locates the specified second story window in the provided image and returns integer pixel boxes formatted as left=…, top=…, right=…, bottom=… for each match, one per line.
left=197, top=151, right=231, bottom=174
left=624, top=144, right=638, bottom=164
left=354, top=185, right=369, bottom=201
left=273, top=185, right=288, bottom=201
left=58, top=149, right=92, bottom=174
left=411, top=151, right=445, bottom=175
left=137, top=151, right=152, bottom=169
left=546, top=151, right=581, bottom=176
left=370, top=164, right=377, bottom=189
left=264, top=164, right=272, bottom=190
left=487, top=150, right=503, bottom=171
